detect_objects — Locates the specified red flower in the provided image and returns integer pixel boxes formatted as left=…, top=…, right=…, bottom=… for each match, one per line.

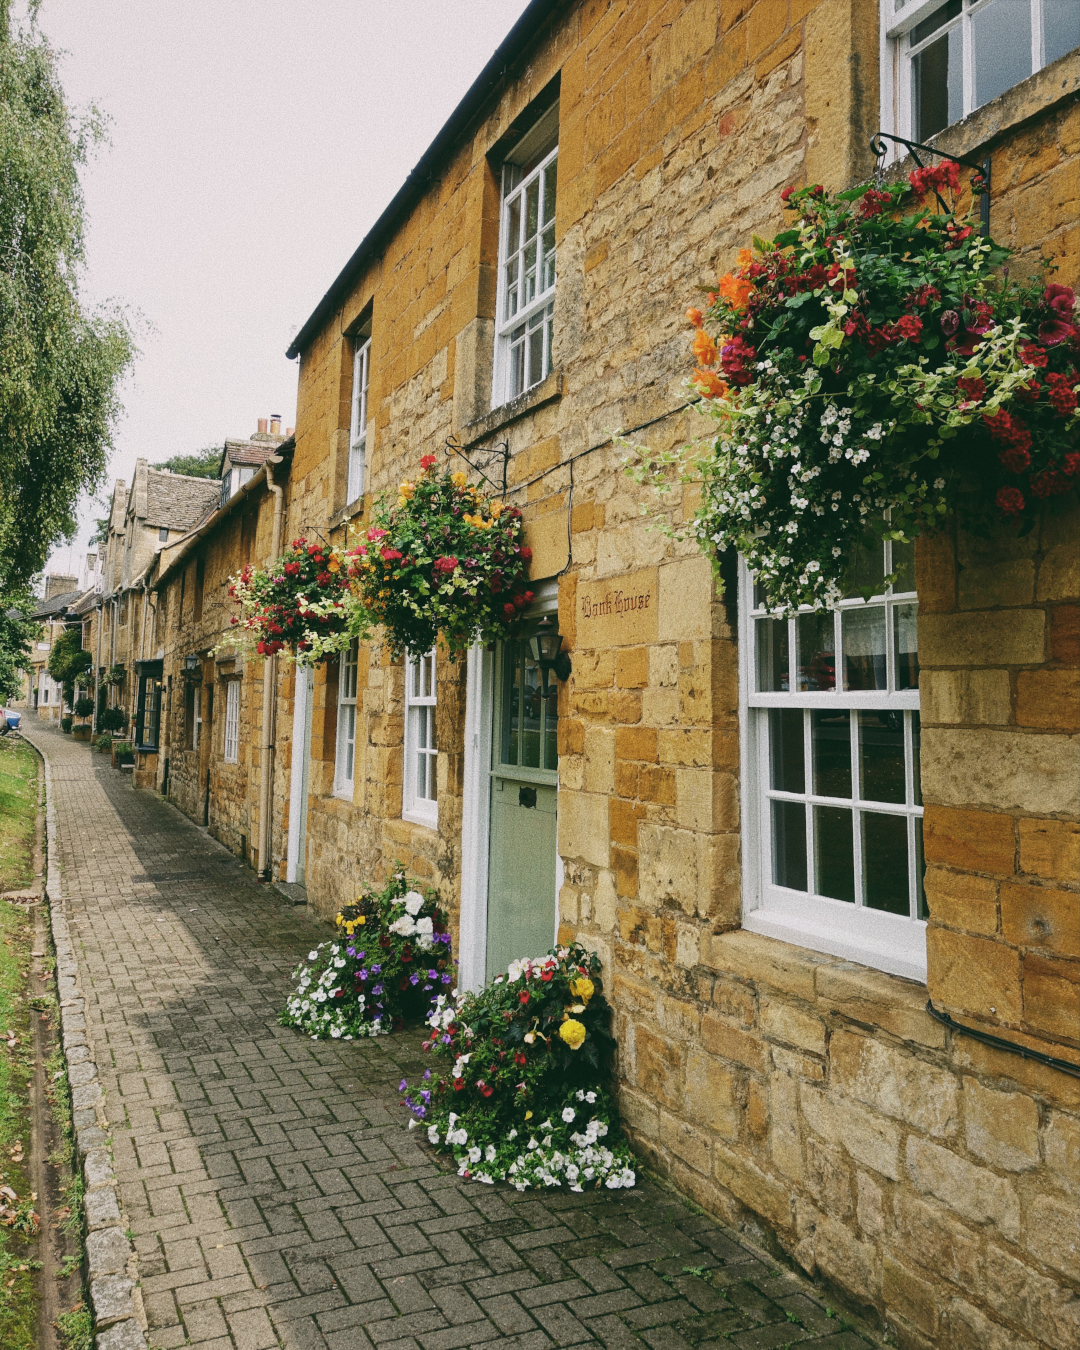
left=996, top=487, right=1025, bottom=516
left=1045, top=283, right=1076, bottom=319
left=514, top=1051, right=527, bottom=1065
left=721, top=334, right=757, bottom=385
left=1063, top=453, right=1080, bottom=476
left=956, top=376, right=986, bottom=403
left=1039, top=320, right=1075, bottom=347
left=307, top=545, right=321, bottom=557
left=454, top=1078, right=465, bottom=1091
left=503, top=603, right=516, bottom=618
left=858, top=187, right=892, bottom=219
left=909, top=160, right=960, bottom=199
left=894, top=315, right=923, bottom=343
left=478, top=1082, right=494, bottom=1098
left=1046, top=372, right=1079, bottom=416
left=540, top=970, right=553, bottom=983
left=284, top=561, right=300, bottom=576
left=434, top=555, right=458, bottom=573
left=519, top=990, right=530, bottom=1004
left=780, top=185, right=794, bottom=203
left=1030, top=467, right=1070, bottom=498
left=381, top=548, right=403, bottom=562
left=316, top=571, right=332, bottom=585
left=512, top=593, right=526, bottom=608
left=367, top=527, right=387, bottom=541
left=999, top=445, right=1031, bottom=474
left=1020, top=343, right=1049, bottom=368
left=490, top=576, right=502, bottom=593
left=420, top=453, right=437, bottom=470
left=905, top=285, right=941, bottom=310
left=520, top=546, right=533, bottom=560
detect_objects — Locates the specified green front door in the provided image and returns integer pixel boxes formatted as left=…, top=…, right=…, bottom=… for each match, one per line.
left=486, top=636, right=559, bottom=980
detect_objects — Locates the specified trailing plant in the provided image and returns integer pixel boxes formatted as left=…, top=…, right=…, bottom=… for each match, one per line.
left=280, top=869, right=452, bottom=1039
left=400, top=946, right=637, bottom=1191
left=101, top=665, right=124, bottom=687
left=630, top=166, right=1079, bottom=613
left=46, top=628, right=91, bottom=703
left=347, top=454, right=533, bottom=658
left=224, top=537, right=360, bottom=663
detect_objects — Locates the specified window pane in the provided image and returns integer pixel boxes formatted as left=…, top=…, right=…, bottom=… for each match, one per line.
left=894, top=603, right=919, bottom=689
left=891, top=538, right=916, bottom=593
left=814, top=806, right=855, bottom=903
left=772, top=800, right=807, bottom=891
left=504, top=256, right=520, bottom=318
left=509, top=330, right=525, bottom=397
left=527, top=319, right=545, bottom=388
left=522, top=652, right=542, bottom=768
left=503, top=648, right=520, bottom=765
left=843, top=607, right=887, bottom=690
left=542, top=156, right=557, bottom=224
left=972, top=0, right=1031, bottom=111
left=1044, top=0, right=1080, bottom=65
left=911, top=0, right=961, bottom=44
left=541, top=222, right=556, bottom=292
left=863, top=813, right=910, bottom=915
left=345, top=706, right=356, bottom=780
left=912, top=711, right=922, bottom=807
left=844, top=538, right=884, bottom=598
left=796, top=611, right=836, bottom=691
left=544, top=685, right=559, bottom=770
left=507, top=194, right=521, bottom=249
left=859, top=711, right=905, bottom=804
left=417, top=705, right=430, bottom=751
left=525, top=177, right=540, bottom=241
left=524, top=238, right=538, bottom=303
left=915, top=816, right=927, bottom=919
left=913, top=24, right=963, bottom=140
left=769, top=709, right=804, bottom=793
left=756, top=617, right=789, bottom=691
left=812, top=711, right=851, bottom=798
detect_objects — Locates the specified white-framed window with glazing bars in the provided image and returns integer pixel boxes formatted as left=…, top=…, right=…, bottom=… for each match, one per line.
left=404, top=650, right=437, bottom=827
left=348, top=335, right=371, bottom=504
left=739, top=540, right=926, bottom=981
left=493, top=103, right=558, bottom=407
left=223, top=679, right=240, bottom=764
left=334, top=642, right=358, bottom=799
left=883, top=1, right=1078, bottom=145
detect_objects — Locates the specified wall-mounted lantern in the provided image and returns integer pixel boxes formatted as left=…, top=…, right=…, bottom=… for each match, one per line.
left=529, top=616, right=571, bottom=698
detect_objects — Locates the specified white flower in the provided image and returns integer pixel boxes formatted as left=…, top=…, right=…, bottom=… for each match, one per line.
left=404, top=890, right=425, bottom=916
left=585, top=1091, right=596, bottom=1104
left=468, top=1146, right=482, bottom=1163
left=561, top=1108, right=576, bottom=1123
left=389, top=915, right=416, bottom=937
left=308, top=951, right=318, bottom=961
left=485, top=1145, right=496, bottom=1162
left=428, top=1125, right=440, bottom=1144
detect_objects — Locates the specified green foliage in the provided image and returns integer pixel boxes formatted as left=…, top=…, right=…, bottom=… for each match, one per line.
left=72, top=696, right=93, bottom=718
left=402, top=946, right=637, bottom=1191
left=96, top=706, right=126, bottom=733
left=281, top=869, right=451, bottom=1038
left=0, top=737, right=36, bottom=892
left=45, top=627, right=90, bottom=700
left=60, top=715, right=71, bottom=732
left=92, top=734, right=111, bottom=752
left=0, top=589, right=37, bottom=703
left=150, top=445, right=222, bottom=479
left=225, top=537, right=356, bottom=664
left=0, top=7, right=135, bottom=591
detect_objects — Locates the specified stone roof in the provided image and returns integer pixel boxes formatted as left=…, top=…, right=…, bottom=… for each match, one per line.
left=144, top=471, right=221, bottom=531
left=220, top=432, right=288, bottom=473
left=31, top=589, right=81, bottom=619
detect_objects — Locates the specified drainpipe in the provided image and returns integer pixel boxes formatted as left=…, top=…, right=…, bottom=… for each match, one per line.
left=257, top=461, right=285, bottom=879
left=93, top=598, right=103, bottom=732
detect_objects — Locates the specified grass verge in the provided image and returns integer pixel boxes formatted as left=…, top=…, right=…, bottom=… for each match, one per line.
left=0, top=738, right=37, bottom=893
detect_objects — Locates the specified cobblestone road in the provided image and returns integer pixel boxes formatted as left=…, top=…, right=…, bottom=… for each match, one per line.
left=26, top=723, right=886, bottom=1350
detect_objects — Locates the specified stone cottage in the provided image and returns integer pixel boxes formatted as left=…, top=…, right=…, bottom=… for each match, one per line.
left=141, top=2, right=1079, bottom=1345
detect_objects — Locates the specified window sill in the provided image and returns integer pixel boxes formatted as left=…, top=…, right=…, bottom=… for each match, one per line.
left=329, top=496, right=365, bottom=531
left=742, top=903, right=927, bottom=984
left=402, top=808, right=438, bottom=831
left=332, top=785, right=355, bottom=803
left=461, top=370, right=563, bottom=450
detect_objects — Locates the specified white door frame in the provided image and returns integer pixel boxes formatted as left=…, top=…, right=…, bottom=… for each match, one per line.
left=285, top=665, right=313, bottom=884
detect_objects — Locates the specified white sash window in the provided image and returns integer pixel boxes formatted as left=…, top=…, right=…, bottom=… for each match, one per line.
left=223, top=679, right=240, bottom=764
left=739, top=543, right=926, bottom=981
left=334, top=643, right=358, bottom=799
left=404, top=650, right=437, bottom=827
left=348, top=336, right=370, bottom=504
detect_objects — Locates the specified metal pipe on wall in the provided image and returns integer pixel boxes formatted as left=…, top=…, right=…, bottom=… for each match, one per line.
left=257, top=461, right=285, bottom=879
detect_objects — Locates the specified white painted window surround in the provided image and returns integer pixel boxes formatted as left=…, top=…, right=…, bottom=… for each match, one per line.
left=492, top=102, right=559, bottom=409
left=738, top=548, right=927, bottom=982
left=881, top=1, right=1079, bottom=147
left=223, top=679, right=240, bottom=764
left=348, top=337, right=370, bottom=504
left=334, top=641, right=359, bottom=799
left=403, top=650, right=438, bottom=828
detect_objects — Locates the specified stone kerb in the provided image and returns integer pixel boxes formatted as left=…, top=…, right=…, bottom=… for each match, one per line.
left=38, top=742, right=147, bottom=1350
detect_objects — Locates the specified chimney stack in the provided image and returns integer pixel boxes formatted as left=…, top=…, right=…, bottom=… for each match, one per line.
left=286, top=426, right=295, bottom=438
left=257, top=417, right=268, bottom=435
left=45, top=573, right=78, bottom=601
left=270, top=414, right=282, bottom=435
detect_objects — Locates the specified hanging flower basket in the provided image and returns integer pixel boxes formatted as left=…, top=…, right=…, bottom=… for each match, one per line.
left=225, top=537, right=359, bottom=662
left=400, top=945, right=637, bottom=1191
left=348, top=455, right=533, bottom=657
left=280, top=869, right=452, bottom=1039
left=633, top=165, right=1079, bottom=613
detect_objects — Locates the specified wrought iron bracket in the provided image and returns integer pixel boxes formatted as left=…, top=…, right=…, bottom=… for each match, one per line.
left=444, top=434, right=511, bottom=496
left=870, top=131, right=991, bottom=236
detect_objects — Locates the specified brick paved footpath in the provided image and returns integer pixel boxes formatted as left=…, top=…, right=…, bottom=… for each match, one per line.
left=25, top=723, right=886, bottom=1350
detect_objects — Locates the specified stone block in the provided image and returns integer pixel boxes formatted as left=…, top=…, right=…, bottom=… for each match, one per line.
left=1021, top=953, right=1079, bottom=1040
left=86, top=1226, right=131, bottom=1278
left=923, top=867, right=998, bottom=935
left=829, top=1030, right=958, bottom=1138
left=683, top=1047, right=739, bottom=1138
left=921, top=668, right=1012, bottom=726
left=649, top=644, right=678, bottom=687
left=945, top=1297, right=1037, bottom=1350
left=1019, top=817, right=1080, bottom=883
left=657, top=555, right=713, bottom=642
left=674, top=767, right=738, bottom=832
left=659, top=1109, right=713, bottom=1175
left=922, top=804, right=1016, bottom=876
left=770, top=1070, right=804, bottom=1181
left=815, top=962, right=945, bottom=1048
left=1023, top=1192, right=1080, bottom=1280
left=1050, top=603, right=1079, bottom=663
left=700, top=1014, right=771, bottom=1075
left=855, top=1170, right=884, bottom=1237
left=614, top=725, right=657, bottom=762
left=963, top=1078, right=1040, bottom=1171
left=582, top=726, right=615, bottom=794
left=85, top=1186, right=122, bottom=1229
left=919, top=610, right=1045, bottom=667
left=894, top=1191, right=983, bottom=1288
left=1000, top=881, right=1079, bottom=956
left=984, top=1242, right=1080, bottom=1350
left=927, top=927, right=1023, bottom=1023
left=558, top=789, right=609, bottom=870
left=711, top=1142, right=792, bottom=1232
left=906, top=1136, right=1020, bottom=1238
left=90, top=1275, right=135, bottom=1327
left=805, top=1209, right=881, bottom=1302
left=882, top=1255, right=939, bottom=1338
left=1042, top=1110, right=1080, bottom=1195
left=799, top=1083, right=901, bottom=1180
left=759, top=999, right=825, bottom=1056
left=615, top=645, right=649, bottom=688
left=705, top=929, right=820, bottom=1001
left=95, top=1320, right=147, bottom=1350
left=914, top=528, right=956, bottom=613
left=632, top=1023, right=683, bottom=1111
left=1015, top=668, right=1080, bottom=731
left=922, top=728, right=1079, bottom=814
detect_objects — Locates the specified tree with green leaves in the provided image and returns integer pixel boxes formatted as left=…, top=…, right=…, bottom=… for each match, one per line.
left=150, top=446, right=223, bottom=479
left=46, top=624, right=91, bottom=705
left=0, top=2, right=135, bottom=591
left=0, top=587, right=38, bottom=703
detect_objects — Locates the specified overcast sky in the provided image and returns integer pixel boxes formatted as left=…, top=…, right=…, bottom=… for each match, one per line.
left=34, top=0, right=532, bottom=582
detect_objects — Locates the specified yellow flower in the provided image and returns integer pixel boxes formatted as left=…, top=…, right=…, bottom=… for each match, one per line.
left=356, top=915, right=366, bottom=925
left=559, top=1019, right=586, bottom=1050
left=490, top=502, right=504, bottom=517
left=327, top=557, right=341, bottom=572
left=451, top=471, right=467, bottom=488
left=399, top=481, right=415, bottom=499
left=570, top=977, right=594, bottom=1004
left=524, top=1110, right=533, bottom=1120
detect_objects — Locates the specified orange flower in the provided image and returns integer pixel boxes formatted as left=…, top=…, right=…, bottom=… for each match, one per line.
left=737, top=247, right=754, bottom=269
left=718, top=272, right=754, bottom=311
left=692, top=328, right=718, bottom=367
left=685, top=307, right=704, bottom=328
left=691, top=369, right=728, bottom=399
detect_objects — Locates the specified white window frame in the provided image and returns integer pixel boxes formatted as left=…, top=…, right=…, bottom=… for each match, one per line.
left=223, top=679, right=240, bottom=764
left=334, top=642, right=358, bottom=799
left=882, top=1, right=1077, bottom=148
left=492, top=108, right=558, bottom=409
left=738, top=551, right=927, bottom=982
left=403, top=650, right=438, bottom=827
left=347, top=337, right=370, bottom=504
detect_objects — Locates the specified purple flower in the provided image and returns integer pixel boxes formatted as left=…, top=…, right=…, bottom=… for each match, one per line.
left=357, top=968, right=368, bottom=980
left=423, top=1069, right=431, bottom=1080
left=398, top=1079, right=408, bottom=1092
left=371, top=964, right=382, bottom=974
left=442, top=974, right=452, bottom=984
left=409, top=974, right=420, bottom=986
left=373, top=985, right=384, bottom=996
left=356, top=951, right=366, bottom=960
left=346, top=947, right=356, bottom=958
left=440, top=1033, right=452, bottom=1044
left=428, top=969, right=438, bottom=978
left=420, top=1090, right=431, bottom=1103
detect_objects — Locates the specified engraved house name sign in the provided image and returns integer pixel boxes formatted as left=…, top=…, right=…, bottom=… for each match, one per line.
left=575, top=567, right=659, bottom=647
